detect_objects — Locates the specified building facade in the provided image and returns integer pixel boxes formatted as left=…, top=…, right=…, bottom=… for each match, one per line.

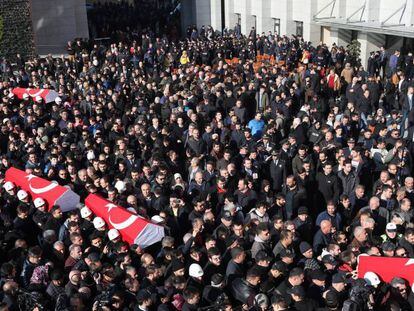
left=182, top=0, right=414, bottom=66
left=31, top=0, right=89, bottom=55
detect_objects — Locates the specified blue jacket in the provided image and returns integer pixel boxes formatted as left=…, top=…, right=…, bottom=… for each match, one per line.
left=248, top=119, right=265, bottom=138
left=316, top=211, right=342, bottom=231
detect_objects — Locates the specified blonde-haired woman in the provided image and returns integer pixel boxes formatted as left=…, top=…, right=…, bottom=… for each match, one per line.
left=180, top=50, right=190, bottom=66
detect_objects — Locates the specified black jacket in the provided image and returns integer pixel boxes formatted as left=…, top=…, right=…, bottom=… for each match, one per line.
left=231, top=278, right=258, bottom=306
left=337, top=170, right=359, bottom=197
left=313, top=229, right=332, bottom=254
left=269, top=159, right=287, bottom=192
left=282, top=185, right=307, bottom=220
left=293, top=298, right=319, bottom=311
left=316, top=172, right=340, bottom=204
left=202, top=285, right=226, bottom=306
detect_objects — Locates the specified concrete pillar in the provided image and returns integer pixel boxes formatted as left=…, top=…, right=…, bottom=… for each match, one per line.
left=239, top=0, right=255, bottom=35
left=210, top=0, right=222, bottom=31
left=224, top=0, right=237, bottom=29
left=327, top=27, right=339, bottom=46
left=358, top=32, right=385, bottom=68
left=324, top=27, right=353, bottom=47
left=302, top=0, right=320, bottom=43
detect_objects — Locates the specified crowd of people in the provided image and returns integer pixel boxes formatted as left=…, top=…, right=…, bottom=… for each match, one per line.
left=1, top=22, right=414, bottom=311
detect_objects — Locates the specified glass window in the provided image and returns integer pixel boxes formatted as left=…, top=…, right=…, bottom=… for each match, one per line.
left=236, top=13, right=241, bottom=25
left=273, top=18, right=280, bottom=34
left=295, top=21, right=303, bottom=37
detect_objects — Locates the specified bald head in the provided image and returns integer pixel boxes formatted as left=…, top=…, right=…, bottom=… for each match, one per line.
left=3, top=281, right=18, bottom=295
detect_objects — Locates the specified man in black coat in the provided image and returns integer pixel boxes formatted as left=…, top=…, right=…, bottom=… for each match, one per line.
left=316, top=163, right=340, bottom=211
left=307, top=270, right=327, bottom=307
left=337, top=160, right=359, bottom=196
left=398, top=227, right=414, bottom=257
left=357, top=88, right=373, bottom=119
left=187, top=128, right=206, bottom=157
left=231, top=267, right=261, bottom=306
left=269, top=150, right=287, bottom=193
left=289, top=285, right=319, bottom=311
left=367, top=52, right=379, bottom=77
left=367, top=76, right=381, bottom=111
left=20, top=246, right=43, bottom=287
left=202, top=273, right=228, bottom=306
left=274, top=267, right=305, bottom=305
left=345, top=77, right=362, bottom=103
left=282, top=175, right=307, bottom=220
left=360, top=196, right=389, bottom=235
left=313, top=220, right=333, bottom=254
left=401, top=86, right=414, bottom=131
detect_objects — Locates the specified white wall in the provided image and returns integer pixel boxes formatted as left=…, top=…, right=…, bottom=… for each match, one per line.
left=379, top=0, right=407, bottom=25
left=210, top=0, right=222, bottom=31
left=224, top=0, right=238, bottom=29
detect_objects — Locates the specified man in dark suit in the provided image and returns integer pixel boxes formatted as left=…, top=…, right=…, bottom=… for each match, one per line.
left=398, top=73, right=410, bottom=99
left=401, top=87, right=414, bottom=132
left=255, top=85, right=270, bottom=112
left=360, top=196, right=389, bottom=235
left=282, top=175, right=307, bottom=220
left=269, top=150, right=287, bottom=193
left=345, top=77, right=362, bottom=103
left=379, top=46, right=388, bottom=78
left=367, top=52, right=379, bottom=77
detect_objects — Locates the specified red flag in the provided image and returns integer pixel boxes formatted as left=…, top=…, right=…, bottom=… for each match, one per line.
left=85, top=194, right=164, bottom=247
left=5, top=167, right=79, bottom=212
left=12, top=87, right=59, bottom=103
left=358, top=256, right=414, bottom=284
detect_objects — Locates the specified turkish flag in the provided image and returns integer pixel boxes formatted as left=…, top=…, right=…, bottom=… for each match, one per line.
left=85, top=194, right=164, bottom=247
left=5, top=167, right=79, bottom=212
left=12, top=87, right=59, bottom=103
left=358, top=256, right=414, bottom=284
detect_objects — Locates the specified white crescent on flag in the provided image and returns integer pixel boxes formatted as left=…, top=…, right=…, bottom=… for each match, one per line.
left=107, top=203, right=139, bottom=230
left=28, top=88, right=45, bottom=97
left=26, top=174, right=59, bottom=194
